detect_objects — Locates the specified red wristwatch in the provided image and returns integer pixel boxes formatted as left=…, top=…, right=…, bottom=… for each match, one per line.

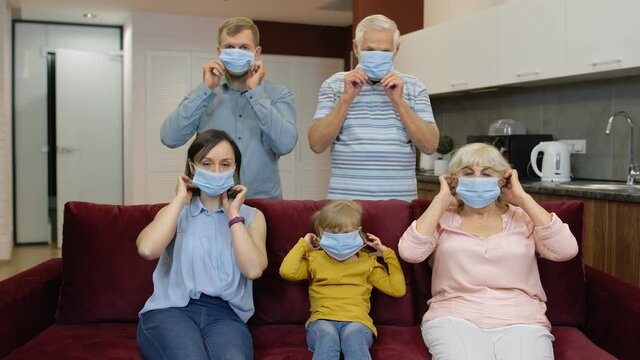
left=228, top=216, right=245, bottom=228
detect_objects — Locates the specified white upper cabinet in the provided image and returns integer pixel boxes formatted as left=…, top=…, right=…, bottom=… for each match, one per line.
left=398, top=0, right=640, bottom=95
left=396, top=8, right=498, bottom=95
left=566, top=0, right=640, bottom=75
left=498, top=0, right=566, bottom=84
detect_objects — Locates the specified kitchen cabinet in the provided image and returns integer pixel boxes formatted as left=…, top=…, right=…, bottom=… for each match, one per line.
left=399, top=0, right=640, bottom=95
left=396, top=8, right=498, bottom=95
left=531, top=193, right=640, bottom=288
left=417, top=181, right=440, bottom=201
left=566, top=0, right=640, bottom=76
left=498, top=0, right=566, bottom=84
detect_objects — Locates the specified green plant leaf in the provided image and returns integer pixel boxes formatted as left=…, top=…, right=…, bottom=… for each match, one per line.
left=437, top=134, right=454, bottom=155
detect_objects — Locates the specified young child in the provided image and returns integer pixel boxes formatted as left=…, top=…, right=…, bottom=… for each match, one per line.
left=279, top=200, right=406, bottom=360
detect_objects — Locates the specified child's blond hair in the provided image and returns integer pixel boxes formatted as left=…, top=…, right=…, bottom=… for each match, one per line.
left=312, top=200, right=362, bottom=235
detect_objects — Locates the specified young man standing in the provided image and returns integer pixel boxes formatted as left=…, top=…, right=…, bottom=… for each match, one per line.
left=162, top=17, right=298, bottom=199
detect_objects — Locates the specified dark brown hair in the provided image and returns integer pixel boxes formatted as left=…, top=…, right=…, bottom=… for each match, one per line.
left=185, top=130, right=242, bottom=183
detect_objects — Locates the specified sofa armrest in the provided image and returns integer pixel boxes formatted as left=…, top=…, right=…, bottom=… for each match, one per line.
left=583, top=265, right=640, bottom=360
left=0, top=258, right=63, bottom=358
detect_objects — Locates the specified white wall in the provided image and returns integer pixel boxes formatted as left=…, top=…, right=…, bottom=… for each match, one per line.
left=424, top=0, right=510, bottom=27
left=127, top=12, right=225, bottom=204
left=0, top=0, right=12, bottom=259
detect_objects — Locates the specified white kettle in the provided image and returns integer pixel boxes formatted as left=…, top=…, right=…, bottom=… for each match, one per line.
left=530, top=141, right=572, bottom=182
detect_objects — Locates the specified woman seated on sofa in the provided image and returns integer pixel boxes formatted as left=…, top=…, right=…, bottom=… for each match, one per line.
left=399, top=142, right=579, bottom=360
left=135, top=129, right=267, bottom=360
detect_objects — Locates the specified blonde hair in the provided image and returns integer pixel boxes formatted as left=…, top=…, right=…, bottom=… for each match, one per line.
left=448, top=143, right=512, bottom=207
left=312, top=200, right=362, bottom=235
left=218, top=17, right=260, bottom=46
left=354, top=14, right=400, bottom=50
left=448, top=142, right=512, bottom=175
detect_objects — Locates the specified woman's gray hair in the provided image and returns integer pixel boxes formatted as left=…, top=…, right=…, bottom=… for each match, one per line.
left=448, top=143, right=512, bottom=175
left=354, top=14, right=400, bottom=50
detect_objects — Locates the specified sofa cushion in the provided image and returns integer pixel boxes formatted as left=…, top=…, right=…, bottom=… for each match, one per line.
left=551, top=326, right=615, bottom=360
left=55, top=202, right=163, bottom=324
left=4, top=323, right=139, bottom=360
left=535, top=200, right=587, bottom=326
left=246, top=199, right=417, bottom=326
left=252, top=324, right=431, bottom=360
left=410, top=199, right=587, bottom=327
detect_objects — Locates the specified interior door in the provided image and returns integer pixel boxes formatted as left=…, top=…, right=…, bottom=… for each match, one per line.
left=55, top=49, right=123, bottom=246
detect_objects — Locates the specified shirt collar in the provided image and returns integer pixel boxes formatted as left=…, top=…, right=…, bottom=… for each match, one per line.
left=189, top=196, right=224, bottom=216
left=189, top=196, right=207, bottom=216
left=220, top=74, right=249, bottom=93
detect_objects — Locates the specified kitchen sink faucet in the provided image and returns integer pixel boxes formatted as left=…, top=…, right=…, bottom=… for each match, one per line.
left=606, top=110, right=640, bottom=185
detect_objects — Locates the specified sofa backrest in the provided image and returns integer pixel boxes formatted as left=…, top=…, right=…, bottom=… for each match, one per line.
left=56, top=202, right=163, bottom=324
left=410, top=199, right=587, bottom=327
left=245, top=199, right=418, bottom=327
left=55, top=199, right=586, bottom=328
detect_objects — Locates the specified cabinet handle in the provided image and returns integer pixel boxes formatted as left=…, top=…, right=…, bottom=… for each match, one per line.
left=516, top=70, right=540, bottom=78
left=450, top=81, right=469, bottom=88
left=590, top=58, right=622, bottom=67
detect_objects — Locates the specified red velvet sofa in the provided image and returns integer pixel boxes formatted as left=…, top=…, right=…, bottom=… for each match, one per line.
left=1, top=199, right=639, bottom=359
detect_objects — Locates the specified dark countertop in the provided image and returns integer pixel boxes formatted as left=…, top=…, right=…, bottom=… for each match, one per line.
left=417, top=171, right=640, bottom=204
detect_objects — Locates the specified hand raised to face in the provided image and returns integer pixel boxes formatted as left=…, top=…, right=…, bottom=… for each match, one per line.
left=203, top=59, right=225, bottom=90
left=245, top=60, right=266, bottom=90
left=342, top=68, right=368, bottom=102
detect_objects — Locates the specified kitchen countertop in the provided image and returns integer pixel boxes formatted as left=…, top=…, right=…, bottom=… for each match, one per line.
left=416, top=171, right=640, bottom=204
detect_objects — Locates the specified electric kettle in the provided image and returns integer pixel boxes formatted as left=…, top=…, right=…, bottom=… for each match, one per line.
left=530, top=141, right=572, bottom=182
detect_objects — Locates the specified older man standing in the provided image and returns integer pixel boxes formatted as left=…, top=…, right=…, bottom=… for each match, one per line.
left=308, top=14, right=439, bottom=201
left=161, top=17, right=297, bottom=199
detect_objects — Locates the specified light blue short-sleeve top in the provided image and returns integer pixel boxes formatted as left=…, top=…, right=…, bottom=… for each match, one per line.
left=139, top=197, right=257, bottom=322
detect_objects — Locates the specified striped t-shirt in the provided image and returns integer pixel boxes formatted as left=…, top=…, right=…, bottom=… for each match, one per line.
left=313, top=71, right=435, bottom=201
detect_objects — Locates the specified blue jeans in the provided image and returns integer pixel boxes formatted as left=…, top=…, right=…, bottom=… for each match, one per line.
left=137, top=295, right=253, bottom=360
left=306, top=320, right=374, bottom=360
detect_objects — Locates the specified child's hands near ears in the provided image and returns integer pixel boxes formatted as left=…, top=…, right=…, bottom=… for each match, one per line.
left=303, top=233, right=320, bottom=250
left=364, top=233, right=388, bottom=257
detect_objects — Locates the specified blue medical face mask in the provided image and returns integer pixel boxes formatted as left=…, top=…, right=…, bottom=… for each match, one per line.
left=192, top=167, right=235, bottom=197
left=219, top=48, right=255, bottom=76
left=455, top=177, right=501, bottom=209
left=319, top=230, right=365, bottom=262
left=357, top=50, right=394, bottom=81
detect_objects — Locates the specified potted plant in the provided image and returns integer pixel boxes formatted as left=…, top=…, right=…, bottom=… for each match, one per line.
left=433, top=134, right=454, bottom=176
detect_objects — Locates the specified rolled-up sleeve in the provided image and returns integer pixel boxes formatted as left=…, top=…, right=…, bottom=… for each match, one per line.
left=533, top=213, right=579, bottom=262
left=398, top=220, right=439, bottom=264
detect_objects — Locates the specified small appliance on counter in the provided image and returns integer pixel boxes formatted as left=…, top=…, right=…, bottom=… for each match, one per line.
left=530, top=141, right=572, bottom=182
left=466, top=134, right=553, bottom=180
left=488, top=119, right=527, bottom=135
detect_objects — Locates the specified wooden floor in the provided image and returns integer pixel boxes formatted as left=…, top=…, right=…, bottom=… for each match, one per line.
left=0, top=244, right=61, bottom=281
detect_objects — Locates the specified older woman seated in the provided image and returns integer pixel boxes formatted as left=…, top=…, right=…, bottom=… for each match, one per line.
left=399, top=142, right=579, bottom=360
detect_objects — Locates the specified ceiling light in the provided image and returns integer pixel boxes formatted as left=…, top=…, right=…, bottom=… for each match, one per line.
left=83, top=13, right=97, bottom=19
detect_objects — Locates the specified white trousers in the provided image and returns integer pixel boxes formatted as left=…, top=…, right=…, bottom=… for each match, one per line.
left=421, top=316, right=555, bottom=360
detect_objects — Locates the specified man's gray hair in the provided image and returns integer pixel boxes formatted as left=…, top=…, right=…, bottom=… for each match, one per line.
left=354, top=14, right=400, bottom=50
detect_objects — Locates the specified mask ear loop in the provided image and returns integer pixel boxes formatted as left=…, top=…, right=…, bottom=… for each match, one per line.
left=188, top=160, right=196, bottom=178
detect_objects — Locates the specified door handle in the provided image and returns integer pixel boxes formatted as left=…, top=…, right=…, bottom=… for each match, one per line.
left=56, top=146, right=76, bottom=154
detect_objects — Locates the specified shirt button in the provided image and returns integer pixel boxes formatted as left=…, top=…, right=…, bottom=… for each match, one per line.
left=238, top=136, right=242, bottom=140
left=249, top=96, right=253, bottom=100
left=239, top=114, right=242, bottom=117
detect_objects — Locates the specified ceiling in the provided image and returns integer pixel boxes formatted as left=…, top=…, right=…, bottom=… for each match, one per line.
left=7, top=0, right=353, bottom=27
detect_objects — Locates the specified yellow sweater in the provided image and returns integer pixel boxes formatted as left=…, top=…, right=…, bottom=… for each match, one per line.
left=279, top=238, right=406, bottom=336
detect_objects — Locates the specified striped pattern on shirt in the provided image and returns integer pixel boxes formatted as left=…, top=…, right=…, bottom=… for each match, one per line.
left=313, top=71, right=435, bottom=201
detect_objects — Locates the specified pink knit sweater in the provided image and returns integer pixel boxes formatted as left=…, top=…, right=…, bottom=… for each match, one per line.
left=398, top=204, right=578, bottom=329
